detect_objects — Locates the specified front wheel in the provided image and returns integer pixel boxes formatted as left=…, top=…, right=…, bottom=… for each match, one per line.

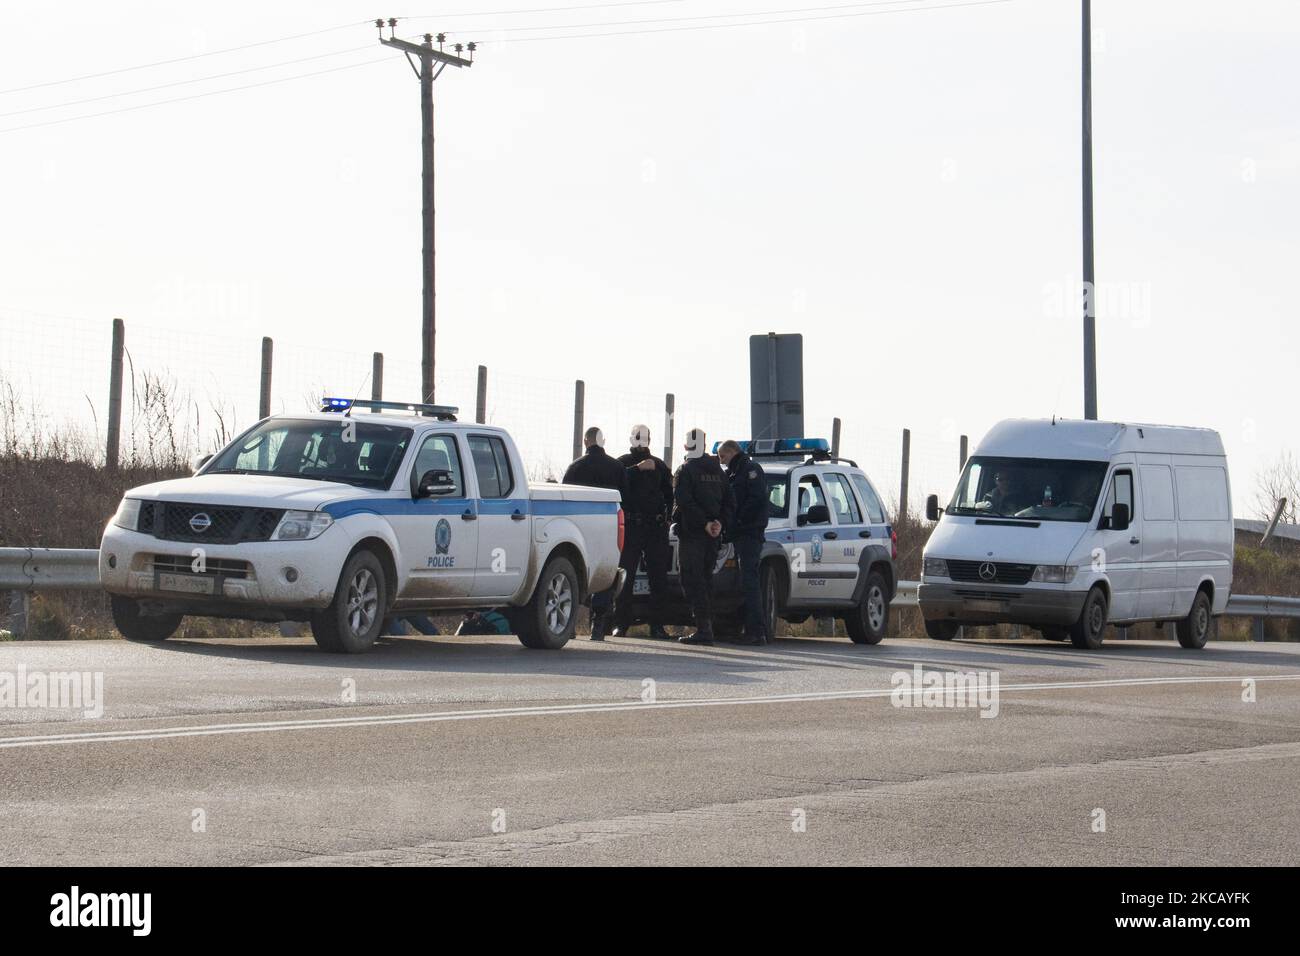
left=311, top=550, right=387, bottom=653
left=760, top=561, right=785, bottom=642
left=925, top=619, right=958, bottom=641
left=516, top=555, right=579, bottom=649
left=1069, top=587, right=1109, bottom=649
left=1176, top=590, right=1212, bottom=649
left=845, top=571, right=888, bottom=645
left=111, top=595, right=182, bottom=643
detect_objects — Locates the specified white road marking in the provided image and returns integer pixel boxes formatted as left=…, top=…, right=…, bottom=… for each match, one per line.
left=1, top=673, right=1297, bottom=750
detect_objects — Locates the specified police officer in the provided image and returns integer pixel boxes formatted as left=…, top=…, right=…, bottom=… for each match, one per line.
left=673, top=427, right=734, bottom=646
left=562, top=426, right=627, bottom=641
left=717, top=439, right=770, bottom=645
left=612, top=424, right=673, bottom=640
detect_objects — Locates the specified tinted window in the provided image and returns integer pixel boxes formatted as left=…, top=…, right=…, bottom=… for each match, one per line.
left=824, top=473, right=862, bottom=524
left=851, top=474, right=888, bottom=524
left=469, top=435, right=514, bottom=499
left=411, top=434, right=465, bottom=497
left=209, top=418, right=412, bottom=490
left=797, top=476, right=830, bottom=524
left=947, top=456, right=1108, bottom=523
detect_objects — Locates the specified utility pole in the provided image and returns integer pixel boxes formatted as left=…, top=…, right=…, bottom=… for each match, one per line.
left=377, top=19, right=474, bottom=403
left=1082, top=0, right=1097, bottom=420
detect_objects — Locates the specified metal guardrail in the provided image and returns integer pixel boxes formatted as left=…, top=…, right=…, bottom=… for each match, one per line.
left=0, top=553, right=1296, bottom=637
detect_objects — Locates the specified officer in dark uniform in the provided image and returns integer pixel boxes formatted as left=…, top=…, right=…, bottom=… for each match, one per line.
left=562, top=426, right=627, bottom=641
left=612, top=424, right=673, bottom=639
left=717, top=439, right=770, bottom=645
left=673, top=428, right=734, bottom=646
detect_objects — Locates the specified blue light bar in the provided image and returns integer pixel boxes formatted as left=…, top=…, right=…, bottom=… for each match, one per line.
left=320, top=397, right=459, bottom=420
left=710, top=438, right=830, bottom=456
left=322, top=397, right=353, bottom=411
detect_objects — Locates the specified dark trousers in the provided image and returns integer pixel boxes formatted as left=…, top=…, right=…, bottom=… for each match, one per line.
left=734, top=534, right=766, bottom=637
left=614, top=521, right=671, bottom=628
left=678, top=534, right=720, bottom=632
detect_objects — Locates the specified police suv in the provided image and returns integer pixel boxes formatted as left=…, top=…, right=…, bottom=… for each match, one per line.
left=99, top=399, right=625, bottom=653
left=632, top=438, right=897, bottom=643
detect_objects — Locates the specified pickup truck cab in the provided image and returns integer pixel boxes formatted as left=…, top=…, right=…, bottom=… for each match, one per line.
left=99, top=399, right=625, bottom=653
left=630, top=438, right=898, bottom=643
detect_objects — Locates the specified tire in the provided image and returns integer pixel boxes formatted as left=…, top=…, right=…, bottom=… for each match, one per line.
left=111, top=595, right=182, bottom=643
left=845, top=571, right=888, bottom=645
left=760, top=561, right=785, bottom=642
left=1040, top=625, right=1070, bottom=642
left=310, top=550, right=387, bottom=653
left=1176, top=590, right=1212, bottom=649
left=516, top=555, right=579, bottom=649
left=925, top=619, right=959, bottom=641
left=1069, top=587, right=1108, bottom=649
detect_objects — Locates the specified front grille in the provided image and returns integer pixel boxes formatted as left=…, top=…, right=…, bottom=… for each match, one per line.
left=954, top=588, right=1023, bottom=601
left=142, top=502, right=283, bottom=544
left=946, top=559, right=1035, bottom=586
left=151, top=554, right=251, bottom=579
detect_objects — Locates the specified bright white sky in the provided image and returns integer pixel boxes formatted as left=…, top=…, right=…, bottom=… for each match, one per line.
left=1, top=0, right=1296, bottom=514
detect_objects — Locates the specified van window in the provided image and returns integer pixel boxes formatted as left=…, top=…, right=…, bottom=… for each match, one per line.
left=1102, top=470, right=1134, bottom=525
left=947, top=456, right=1108, bottom=522
left=824, top=473, right=862, bottom=524
left=1176, top=466, right=1229, bottom=520
left=851, top=474, right=888, bottom=524
left=1140, top=465, right=1175, bottom=521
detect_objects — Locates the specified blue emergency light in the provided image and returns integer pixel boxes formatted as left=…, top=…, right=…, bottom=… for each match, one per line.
left=320, top=397, right=459, bottom=420
left=711, top=438, right=831, bottom=456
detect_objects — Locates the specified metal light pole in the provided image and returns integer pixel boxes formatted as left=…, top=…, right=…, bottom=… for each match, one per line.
left=1082, top=0, right=1098, bottom=420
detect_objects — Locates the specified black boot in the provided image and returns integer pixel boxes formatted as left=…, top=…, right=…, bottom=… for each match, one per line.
left=648, top=624, right=671, bottom=641
left=678, top=626, right=713, bottom=646
left=589, top=611, right=609, bottom=642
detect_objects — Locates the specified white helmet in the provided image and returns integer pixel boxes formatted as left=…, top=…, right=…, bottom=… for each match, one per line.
left=630, top=424, right=651, bottom=449
left=684, top=428, right=707, bottom=460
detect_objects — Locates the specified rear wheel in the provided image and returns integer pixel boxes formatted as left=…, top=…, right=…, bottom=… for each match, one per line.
left=925, top=619, right=959, bottom=641
left=1069, top=587, right=1108, bottom=649
left=760, top=561, right=785, bottom=641
left=311, top=550, right=387, bottom=653
left=111, top=595, right=182, bottom=643
left=845, top=571, right=888, bottom=645
left=1176, top=590, right=1212, bottom=649
left=516, top=555, right=579, bottom=649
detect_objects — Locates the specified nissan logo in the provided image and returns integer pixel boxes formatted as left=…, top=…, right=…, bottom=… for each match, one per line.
left=188, top=512, right=212, bottom=534
left=978, top=561, right=997, bottom=581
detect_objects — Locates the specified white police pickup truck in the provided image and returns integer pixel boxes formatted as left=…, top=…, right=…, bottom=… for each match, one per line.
left=99, top=399, right=625, bottom=653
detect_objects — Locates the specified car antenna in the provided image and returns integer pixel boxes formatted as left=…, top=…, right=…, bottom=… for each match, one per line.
left=343, top=370, right=372, bottom=418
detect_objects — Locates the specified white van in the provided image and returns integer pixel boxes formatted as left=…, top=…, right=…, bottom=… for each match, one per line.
left=919, top=419, right=1232, bottom=649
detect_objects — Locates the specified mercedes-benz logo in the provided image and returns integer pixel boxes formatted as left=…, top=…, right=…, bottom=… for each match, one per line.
left=978, top=561, right=997, bottom=581
left=189, top=512, right=212, bottom=534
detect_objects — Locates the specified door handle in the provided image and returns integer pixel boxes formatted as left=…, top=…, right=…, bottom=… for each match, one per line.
left=511, top=510, right=527, bottom=521
left=1129, top=536, right=1140, bottom=544
left=824, top=531, right=838, bottom=540
left=859, top=530, right=872, bottom=538
left=461, top=509, right=477, bottom=521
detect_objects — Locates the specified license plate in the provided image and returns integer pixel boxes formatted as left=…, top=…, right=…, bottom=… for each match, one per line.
left=965, top=599, right=1006, bottom=613
left=633, top=578, right=649, bottom=595
left=157, top=572, right=215, bottom=595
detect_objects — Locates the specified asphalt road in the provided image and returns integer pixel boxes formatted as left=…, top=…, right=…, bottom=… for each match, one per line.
left=2, top=631, right=1298, bottom=866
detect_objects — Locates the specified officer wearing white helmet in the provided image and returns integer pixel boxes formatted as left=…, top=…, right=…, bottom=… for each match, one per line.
left=612, top=424, right=673, bottom=639
left=672, top=428, right=734, bottom=646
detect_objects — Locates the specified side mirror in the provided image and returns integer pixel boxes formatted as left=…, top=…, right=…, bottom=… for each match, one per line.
left=1109, top=502, right=1130, bottom=532
left=925, top=494, right=940, bottom=522
left=416, top=469, right=456, bottom=498
left=191, top=453, right=213, bottom=475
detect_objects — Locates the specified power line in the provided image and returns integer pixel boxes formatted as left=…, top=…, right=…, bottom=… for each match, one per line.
left=0, top=21, right=369, bottom=96
left=0, top=45, right=374, bottom=119
left=0, top=58, right=388, bottom=134
left=492, top=0, right=1013, bottom=42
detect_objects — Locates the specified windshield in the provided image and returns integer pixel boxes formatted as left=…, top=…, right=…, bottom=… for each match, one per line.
left=947, top=456, right=1108, bottom=523
left=206, top=418, right=413, bottom=489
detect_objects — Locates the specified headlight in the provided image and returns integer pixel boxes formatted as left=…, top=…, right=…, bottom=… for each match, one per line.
left=922, top=557, right=949, bottom=578
left=1031, top=564, right=1076, bottom=584
left=271, top=510, right=333, bottom=541
left=112, top=498, right=142, bottom=531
